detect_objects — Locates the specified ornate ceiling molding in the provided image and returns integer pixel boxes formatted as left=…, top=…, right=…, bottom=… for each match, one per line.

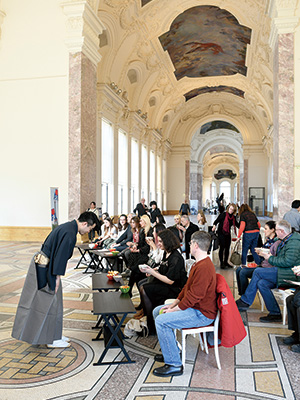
left=61, top=0, right=105, bottom=65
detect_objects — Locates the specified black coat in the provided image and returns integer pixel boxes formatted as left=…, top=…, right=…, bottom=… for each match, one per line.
left=184, top=222, right=199, bottom=259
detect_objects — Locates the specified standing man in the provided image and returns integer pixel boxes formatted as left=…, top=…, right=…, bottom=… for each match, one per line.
left=12, top=212, right=97, bottom=348
left=134, top=198, right=148, bottom=217
left=283, top=200, right=300, bottom=232
left=152, top=231, right=217, bottom=377
left=179, top=199, right=190, bottom=215
left=177, top=215, right=199, bottom=259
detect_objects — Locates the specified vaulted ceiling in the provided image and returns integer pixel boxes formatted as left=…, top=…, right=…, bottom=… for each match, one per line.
left=97, top=0, right=273, bottom=147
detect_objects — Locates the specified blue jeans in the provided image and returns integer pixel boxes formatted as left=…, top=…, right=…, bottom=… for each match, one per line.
left=242, top=232, right=261, bottom=265
left=153, top=305, right=214, bottom=367
left=236, top=266, right=255, bottom=295
left=241, top=267, right=281, bottom=315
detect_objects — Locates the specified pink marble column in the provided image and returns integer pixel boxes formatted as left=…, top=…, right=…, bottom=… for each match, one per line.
left=68, top=52, right=97, bottom=220
left=273, top=33, right=294, bottom=219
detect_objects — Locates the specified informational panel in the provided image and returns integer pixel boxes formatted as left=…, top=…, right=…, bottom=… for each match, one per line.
left=50, top=187, right=59, bottom=230
left=249, top=187, right=265, bottom=216
left=190, top=200, right=199, bottom=215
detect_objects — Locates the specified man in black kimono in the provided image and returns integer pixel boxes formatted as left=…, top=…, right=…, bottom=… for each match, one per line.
left=12, top=212, right=96, bottom=348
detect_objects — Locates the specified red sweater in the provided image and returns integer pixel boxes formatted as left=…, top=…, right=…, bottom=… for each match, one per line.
left=177, top=257, right=217, bottom=319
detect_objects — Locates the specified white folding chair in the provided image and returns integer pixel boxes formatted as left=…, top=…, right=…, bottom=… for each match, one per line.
left=180, top=310, right=221, bottom=369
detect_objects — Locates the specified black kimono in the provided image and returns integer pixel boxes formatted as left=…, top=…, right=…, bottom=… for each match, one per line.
left=12, top=220, right=78, bottom=345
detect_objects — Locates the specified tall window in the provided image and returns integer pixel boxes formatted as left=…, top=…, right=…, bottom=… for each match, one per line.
left=220, top=180, right=231, bottom=205
left=141, top=145, right=148, bottom=202
left=162, top=159, right=167, bottom=211
left=234, top=182, right=238, bottom=203
left=156, top=155, right=161, bottom=206
left=131, top=139, right=139, bottom=210
left=211, top=181, right=217, bottom=204
left=118, top=129, right=128, bottom=214
left=101, top=119, right=114, bottom=214
left=149, top=150, right=155, bottom=201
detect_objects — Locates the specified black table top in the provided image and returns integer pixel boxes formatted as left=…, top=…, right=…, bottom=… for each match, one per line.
left=93, top=292, right=135, bottom=315
left=92, top=273, right=124, bottom=290
left=91, top=250, right=121, bottom=258
left=76, top=243, right=93, bottom=250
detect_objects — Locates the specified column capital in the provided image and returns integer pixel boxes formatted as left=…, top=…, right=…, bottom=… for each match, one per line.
left=60, top=0, right=105, bottom=65
left=267, top=0, right=299, bottom=49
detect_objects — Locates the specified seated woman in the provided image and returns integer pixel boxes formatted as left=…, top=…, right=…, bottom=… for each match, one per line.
left=171, top=214, right=184, bottom=248
left=236, top=220, right=277, bottom=295
left=128, top=223, right=165, bottom=299
left=139, top=229, right=188, bottom=335
left=95, top=217, right=117, bottom=248
left=197, top=210, right=208, bottom=232
left=113, top=214, right=133, bottom=252
left=124, top=216, right=150, bottom=274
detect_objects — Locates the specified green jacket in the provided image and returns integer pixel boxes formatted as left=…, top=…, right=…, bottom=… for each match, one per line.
left=268, top=232, right=300, bottom=286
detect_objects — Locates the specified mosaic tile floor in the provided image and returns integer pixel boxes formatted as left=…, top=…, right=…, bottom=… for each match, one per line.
left=0, top=240, right=299, bottom=400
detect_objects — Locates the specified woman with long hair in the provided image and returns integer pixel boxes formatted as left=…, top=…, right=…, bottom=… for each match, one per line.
left=95, top=217, right=117, bottom=248
left=124, top=216, right=150, bottom=276
left=197, top=210, right=208, bottom=232
left=236, top=220, right=277, bottom=295
left=140, top=214, right=153, bottom=237
left=117, top=214, right=129, bottom=237
left=128, top=223, right=165, bottom=300
left=212, top=203, right=238, bottom=268
left=237, top=203, right=261, bottom=267
left=139, top=229, right=187, bottom=334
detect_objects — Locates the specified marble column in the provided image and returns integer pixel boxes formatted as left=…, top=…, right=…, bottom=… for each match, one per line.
left=197, top=172, right=203, bottom=209
left=61, top=0, right=104, bottom=219
left=69, top=52, right=97, bottom=219
left=273, top=33, right=295, bottom=218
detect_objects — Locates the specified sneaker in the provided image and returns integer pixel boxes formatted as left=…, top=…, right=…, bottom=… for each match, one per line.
left=62, top=335, right=70, bottom=342
left=283, top=334, right=299, bottom=345
left=236, top=298, right=250, bottom=311
left=291, top=344, right=300, bottom=353
left=259, top=313, right=282, bottom=323
left=47, top=339, right=71, bottom=348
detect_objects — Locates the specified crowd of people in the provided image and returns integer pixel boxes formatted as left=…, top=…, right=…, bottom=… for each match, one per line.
left=11, top=197, right=300, bottom=377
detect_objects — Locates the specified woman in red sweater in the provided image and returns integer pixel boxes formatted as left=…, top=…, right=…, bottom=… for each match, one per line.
left=237, top=203, right=261, bottom=267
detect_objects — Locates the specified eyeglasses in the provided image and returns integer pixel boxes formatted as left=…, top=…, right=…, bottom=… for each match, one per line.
left=189, top=241, right=195, bottom=246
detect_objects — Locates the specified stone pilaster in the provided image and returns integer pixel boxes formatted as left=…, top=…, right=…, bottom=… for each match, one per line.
left=268, top=0, right=299, bottom=218
left=61, top=0, right=104, bottom=219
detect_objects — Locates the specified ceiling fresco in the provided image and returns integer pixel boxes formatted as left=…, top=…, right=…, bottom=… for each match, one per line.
left=214, top=169, right=237, bottom=180
left=159, top=6, right=252, bottom=80
left=184, top=86, right=245, bottom=101
left=200, top=121, right=240, bottom=134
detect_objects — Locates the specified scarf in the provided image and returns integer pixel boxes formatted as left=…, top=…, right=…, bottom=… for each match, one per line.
left=223, top=212, right=235, bottom=235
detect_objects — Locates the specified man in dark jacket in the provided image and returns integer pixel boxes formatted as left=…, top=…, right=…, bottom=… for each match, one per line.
left=283, top=266, right=300, bottom=353
left=236, top=220, right=300, bottom=322
left=179, top=215, right=199, bottom=259
left=134, top=198, right=148, bottom=217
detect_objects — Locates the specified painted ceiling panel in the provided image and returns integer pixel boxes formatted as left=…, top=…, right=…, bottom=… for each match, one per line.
left=200, top=121, right=239, bottom=134
left=159, top=6, right=251, bottom=80
left=185, top=86, right=245, bottom=101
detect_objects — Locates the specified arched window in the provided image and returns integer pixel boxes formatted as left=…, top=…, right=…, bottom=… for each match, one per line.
left=220, top=181, right=231, bottom=205
left=101, top=119, right=114, bottom=214
left=118, top=129, right=128, bottom=214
